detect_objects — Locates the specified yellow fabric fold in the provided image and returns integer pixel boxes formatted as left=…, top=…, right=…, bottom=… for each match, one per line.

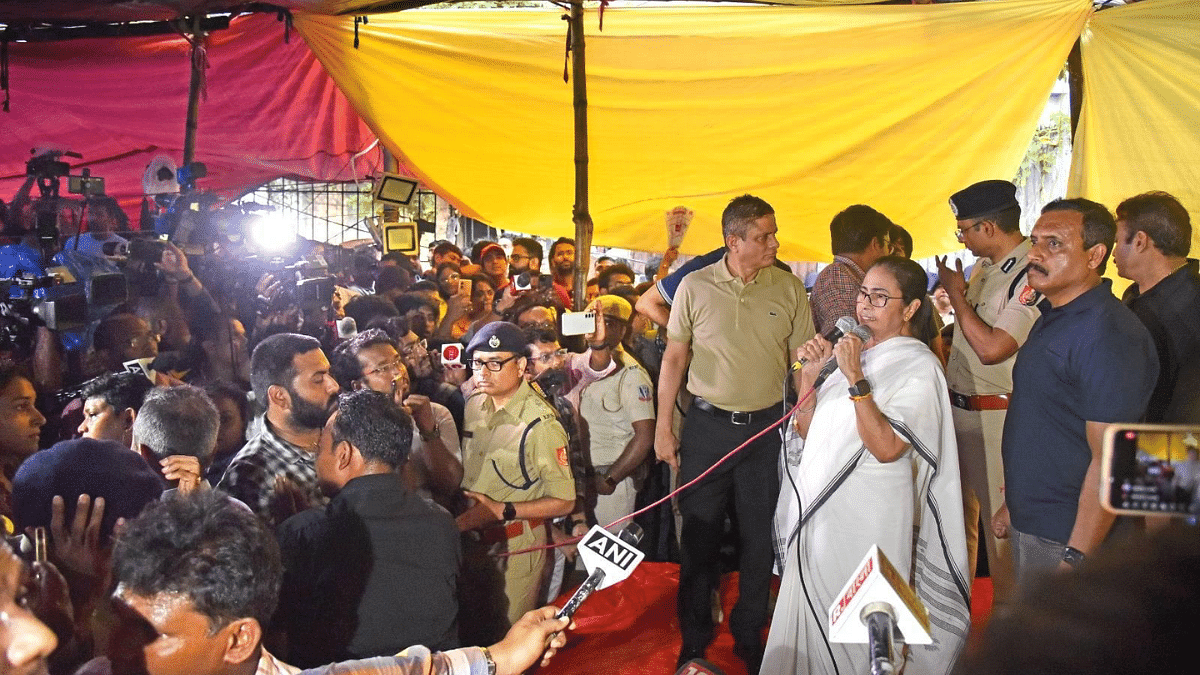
left=297, top=0, right=1090, bottom=260
left=1069, top=0, right=1200, bottom=260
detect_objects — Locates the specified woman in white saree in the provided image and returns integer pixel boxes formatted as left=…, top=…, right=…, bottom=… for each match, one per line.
left=764, top=257, right=971, bottom=675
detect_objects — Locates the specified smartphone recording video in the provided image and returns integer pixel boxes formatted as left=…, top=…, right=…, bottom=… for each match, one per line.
left=1101, top=424, right=1200, bottom=517
left=561, top=310, right=596, bottom=336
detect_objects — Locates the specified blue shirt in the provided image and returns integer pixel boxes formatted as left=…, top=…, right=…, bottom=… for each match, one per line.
left=1002, top=279, right=1158, bottom=543
left=655, top=247, right=726, bottom=305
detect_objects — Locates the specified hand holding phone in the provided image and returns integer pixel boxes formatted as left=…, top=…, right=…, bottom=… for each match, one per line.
left=562, top=310, right=597, bottom=336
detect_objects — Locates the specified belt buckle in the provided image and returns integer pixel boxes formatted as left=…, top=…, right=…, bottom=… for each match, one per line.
left=731, top=410, right=751, bottom=426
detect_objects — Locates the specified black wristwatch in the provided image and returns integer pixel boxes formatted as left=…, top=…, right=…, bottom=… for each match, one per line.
left=502, top=501, right=517, bottom=521
left=1062, top=545, right=1085, bottom=567
left=848, top=379, right=872, bottom=399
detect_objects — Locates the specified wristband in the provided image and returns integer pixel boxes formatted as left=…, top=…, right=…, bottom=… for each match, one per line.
left=589, top=342, right=608, bottom=351
left=480, top=646, right=497, bottom=675
left=418, top=423, right=439, bottom=441
left=502, top=501, right=517, bottom=521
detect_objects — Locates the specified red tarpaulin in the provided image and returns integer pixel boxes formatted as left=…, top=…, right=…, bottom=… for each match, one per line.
left=0, top=12, right=384, bottom=218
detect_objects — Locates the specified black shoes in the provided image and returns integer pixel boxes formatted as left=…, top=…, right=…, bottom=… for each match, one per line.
left=733, top=641, right=765, bottom=675
left=676, top=645, right=707, bottom=670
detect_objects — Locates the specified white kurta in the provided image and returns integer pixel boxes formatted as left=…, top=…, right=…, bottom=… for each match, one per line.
left=765, top=337, right=970, bottom=675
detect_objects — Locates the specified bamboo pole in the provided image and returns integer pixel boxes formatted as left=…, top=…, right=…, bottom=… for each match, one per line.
left=182, top=15, right=203, bottom=170
left=569, top=0, right=592, bottom=312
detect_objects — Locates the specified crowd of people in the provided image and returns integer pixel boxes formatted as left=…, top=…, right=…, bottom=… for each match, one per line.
left=0, top=177, right=1196, bottom=675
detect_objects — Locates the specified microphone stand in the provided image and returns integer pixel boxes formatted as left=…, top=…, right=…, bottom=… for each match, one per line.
left=860, top=602, right=898, bottom=675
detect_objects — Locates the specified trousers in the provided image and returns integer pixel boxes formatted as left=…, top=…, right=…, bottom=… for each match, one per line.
left=677, top=403, right=781, bottom=649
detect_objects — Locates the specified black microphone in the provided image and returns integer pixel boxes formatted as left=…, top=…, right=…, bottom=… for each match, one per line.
left=555, top=522, right=644, bottom=621
left=674, top=658, right=727, bottom=675
left=811, top=323, right=873, bottom=389
left=792, top=316, right=859, bottom=371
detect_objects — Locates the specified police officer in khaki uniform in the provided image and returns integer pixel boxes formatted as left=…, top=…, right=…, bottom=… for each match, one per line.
left=456, top=322, right=575, bottom=640
left=935, top=180, right=1041, bottom=607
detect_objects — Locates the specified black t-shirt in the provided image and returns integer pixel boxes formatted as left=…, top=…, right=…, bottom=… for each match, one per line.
left=1002, top=280, right=1158, bottom=543
left=275, top=473, right=461, bottom=667
left=1122, top=261, right=1200, bottom=423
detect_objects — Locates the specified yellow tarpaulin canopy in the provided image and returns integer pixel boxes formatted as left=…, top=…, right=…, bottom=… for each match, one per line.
left=296, top=0, right=1090, bottom=260
left=1069, top=0, right=1200, bottom=258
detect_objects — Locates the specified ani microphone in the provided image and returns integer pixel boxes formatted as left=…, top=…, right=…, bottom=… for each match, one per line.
left=556, top=522, right=645, bottom=621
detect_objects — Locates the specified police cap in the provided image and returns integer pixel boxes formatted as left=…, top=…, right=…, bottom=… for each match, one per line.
left=466, top=321, right=528, bottom=357
left=949, top=180, right=1019, bottom=220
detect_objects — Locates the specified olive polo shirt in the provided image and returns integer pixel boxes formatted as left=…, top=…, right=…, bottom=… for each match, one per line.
left=667, top=254, right=814, bottom=411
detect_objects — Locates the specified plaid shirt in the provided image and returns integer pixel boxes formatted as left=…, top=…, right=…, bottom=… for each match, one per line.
left=258, top=649, right=301, bottom=675
left=216, top=418, right=325, bottom=527
left=809, top=255, right=865, bottom=336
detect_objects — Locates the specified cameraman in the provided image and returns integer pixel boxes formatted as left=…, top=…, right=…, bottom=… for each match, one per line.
left=60, top=196, right=128, bottom=258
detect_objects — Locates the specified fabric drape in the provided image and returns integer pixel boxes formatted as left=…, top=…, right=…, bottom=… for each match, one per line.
left=296, top=0, right=1090, bottom=260
left=1068, top=0, right=1200, bottom=258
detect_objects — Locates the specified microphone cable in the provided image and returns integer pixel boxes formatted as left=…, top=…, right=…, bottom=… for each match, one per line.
left=780, top=371, right=842, bottom=675
left=496, top=384, right=819, bottom=558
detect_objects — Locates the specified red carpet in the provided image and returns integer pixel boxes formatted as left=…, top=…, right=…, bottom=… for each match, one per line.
left=539, top=563, right=995, bottom=675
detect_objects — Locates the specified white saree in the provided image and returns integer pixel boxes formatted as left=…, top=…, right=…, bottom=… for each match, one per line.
left=764, top=337, right=970, bottom=675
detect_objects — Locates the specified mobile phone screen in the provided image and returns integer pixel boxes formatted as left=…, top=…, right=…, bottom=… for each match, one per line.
left=1103, top=425, right=1200, bottom=516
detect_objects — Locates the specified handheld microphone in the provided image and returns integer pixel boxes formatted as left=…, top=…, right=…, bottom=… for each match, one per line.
left=829, top=545, right=932, bottom=675
left=792, top=316, right=859, bottom=371
left=811, top=323, right=873, bottom=389
left=556, top=523, right=645, bottom=621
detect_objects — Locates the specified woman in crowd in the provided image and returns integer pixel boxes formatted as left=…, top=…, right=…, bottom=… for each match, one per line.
left=450, top=274, right=498, bottom=341
left=765, top=256, right=969, bottom=675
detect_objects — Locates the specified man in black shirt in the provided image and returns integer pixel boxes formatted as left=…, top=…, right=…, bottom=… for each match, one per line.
left=275, top=390, right=460, bottom=667
left=1113, top=191, right=1200, bottom=423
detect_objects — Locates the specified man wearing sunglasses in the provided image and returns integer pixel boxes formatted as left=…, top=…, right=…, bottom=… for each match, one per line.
left=455, top=322, right=575, bottom=644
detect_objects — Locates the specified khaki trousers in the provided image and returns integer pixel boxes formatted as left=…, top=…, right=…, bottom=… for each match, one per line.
left=952, top=405, right=1014, bottom=606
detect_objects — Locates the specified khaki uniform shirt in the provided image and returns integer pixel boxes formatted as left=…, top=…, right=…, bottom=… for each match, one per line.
left=946, top=239, right=1042, bottom=396
left=461, top=380, right=575, bottom=506
left=579, top=351, right=656, bottom=467
left=667, top=255, right=815, bottom=411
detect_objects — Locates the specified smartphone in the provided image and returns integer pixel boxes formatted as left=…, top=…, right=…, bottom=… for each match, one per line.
left=1101, top=423, right=1200, bottom=517
left=441, top=343, right=465, bottom=369
left=458, top=278, right=473, bottom=297
left=514, top=272, right=532, bottom=291
left=562, top=310, right=596, bottom=336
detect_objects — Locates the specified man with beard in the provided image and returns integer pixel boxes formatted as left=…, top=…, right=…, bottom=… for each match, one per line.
left=395, top=324, right=466, bottom=433
left=217, top=333, right=340, bottom=526
left=549, top=237, right=576, bottom=308
left=330, top=329, right=462, bottom=503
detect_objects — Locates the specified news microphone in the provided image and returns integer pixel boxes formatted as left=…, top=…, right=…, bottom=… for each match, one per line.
left=829, top=545, right=931, bottom=675
left=674, top=658, right=727, bottom=675
left=792, top=316, right=859, bottom=371
left=556, top=522, right=644, bottom=621
left=811, top=323, right=873, bottom=389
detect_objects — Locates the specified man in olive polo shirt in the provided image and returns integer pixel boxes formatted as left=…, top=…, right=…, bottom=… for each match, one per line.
left=655, top=194, right=815, bottom=673
left=457, top=322, right=575, bottom=642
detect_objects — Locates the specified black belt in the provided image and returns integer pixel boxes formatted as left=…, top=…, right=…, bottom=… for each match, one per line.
left=691, top=397, right=782, bottom=426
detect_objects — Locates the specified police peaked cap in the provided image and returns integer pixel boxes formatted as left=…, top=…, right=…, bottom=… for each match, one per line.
left=466, top=321, right=529, bottom=358
left=949, top=180, right=1019, bottom=220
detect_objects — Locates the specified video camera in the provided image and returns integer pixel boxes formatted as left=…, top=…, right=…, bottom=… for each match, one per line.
left=0, top=268, right=127, bottom=354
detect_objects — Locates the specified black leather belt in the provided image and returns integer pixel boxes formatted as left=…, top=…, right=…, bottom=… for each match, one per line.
left=691, top=397, right=782, bottom=426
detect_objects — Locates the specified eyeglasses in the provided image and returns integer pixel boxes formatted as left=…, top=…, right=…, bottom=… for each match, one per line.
left=129, top=332, right=160, bottom=348
left=365, top=357, right=405, bottom=378
left=528, top=349, right=567, bottom=366
left=954, top=221, right=982, bottom=242
left=858, top=289, right=903, bottom=308
left=400, top=338, right=427, bottom=357
left=468, top=355, right=520, bottom=372
left=509, top=253, right=532, bottom=263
